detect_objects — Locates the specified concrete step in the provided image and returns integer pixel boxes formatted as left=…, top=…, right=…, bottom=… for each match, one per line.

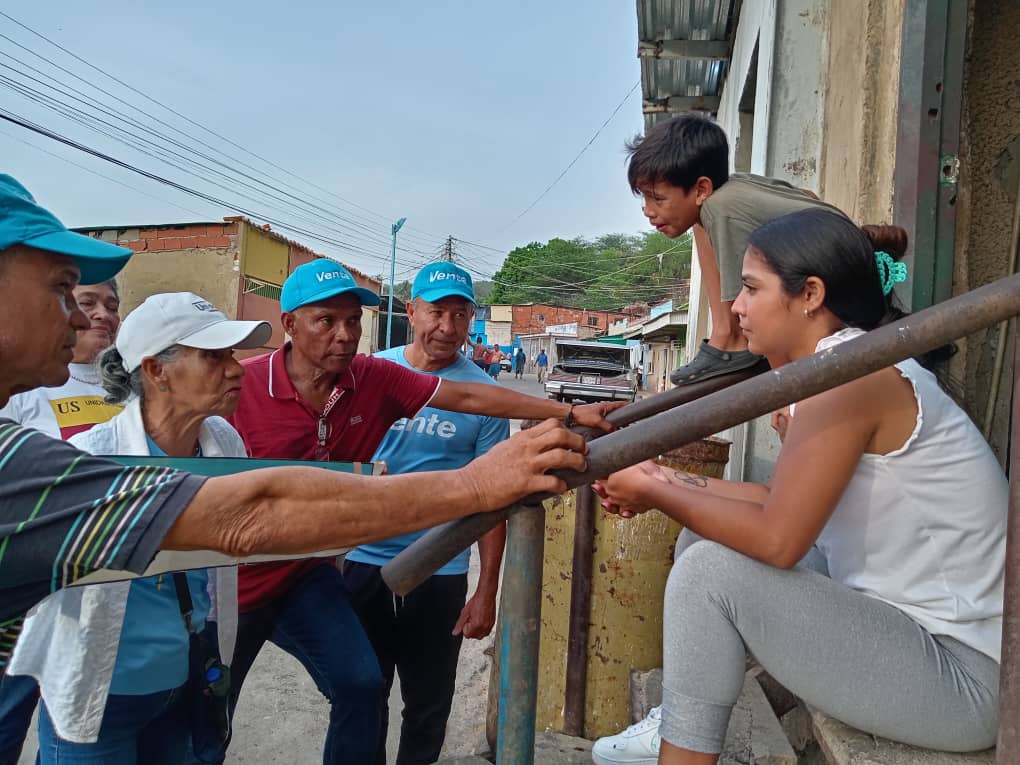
left=534, top=731, right=595, bottom=764
left=434, top=732, right=593, bottom=765
left=629, top=667, right=796, bottom=765
left=721, top=675, right=798, bottom=765
left=809, top=709, right=995, bottom=765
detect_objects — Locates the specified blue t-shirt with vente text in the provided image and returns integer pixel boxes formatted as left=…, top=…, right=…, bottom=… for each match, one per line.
left=346, top=347, right=509, bottom=574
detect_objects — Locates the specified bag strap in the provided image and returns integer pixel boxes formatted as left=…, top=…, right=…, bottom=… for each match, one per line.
left=173, top=573, right=195, bottom=633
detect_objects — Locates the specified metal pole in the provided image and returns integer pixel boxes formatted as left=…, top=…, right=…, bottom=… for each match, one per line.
left=382, top=368, right=765, bottom=594
left=563, top=484, right=595, bottom=737
left=385, top=217, right=406, bottom=350
left=496, top=505, right=545, bottom=765
left=996, top=327, right=1020, bottom=759
left=383, top=272, right=1020, bottom=595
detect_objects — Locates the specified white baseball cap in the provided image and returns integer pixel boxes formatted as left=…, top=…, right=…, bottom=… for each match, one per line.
left=117, top=292, right=273, bottom=372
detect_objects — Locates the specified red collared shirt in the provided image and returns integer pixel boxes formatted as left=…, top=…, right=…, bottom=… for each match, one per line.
left=229, top=344, right=440, bottom=610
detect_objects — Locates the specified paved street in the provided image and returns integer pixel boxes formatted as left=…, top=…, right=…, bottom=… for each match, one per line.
left=17, top=372, right=548, bottom=765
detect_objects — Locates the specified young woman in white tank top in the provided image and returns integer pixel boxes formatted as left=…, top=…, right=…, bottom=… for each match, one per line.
left=593, top=209, right=1005, bottom=764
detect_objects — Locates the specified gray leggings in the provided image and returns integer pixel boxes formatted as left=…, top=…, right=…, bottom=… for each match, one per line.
left=661, top=531, right=1000, bottom=753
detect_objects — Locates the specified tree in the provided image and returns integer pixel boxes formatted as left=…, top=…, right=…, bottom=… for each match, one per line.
left=488, top=230, right=691, bottom=309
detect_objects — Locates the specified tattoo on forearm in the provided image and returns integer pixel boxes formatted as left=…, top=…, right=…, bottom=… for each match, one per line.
left=674, top=471, right=708, bottom=488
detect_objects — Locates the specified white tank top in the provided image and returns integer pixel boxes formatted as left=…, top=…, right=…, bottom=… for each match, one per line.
left=791, top=328, right=1007, bottom=661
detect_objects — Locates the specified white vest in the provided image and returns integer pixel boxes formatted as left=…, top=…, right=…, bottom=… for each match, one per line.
left=793, top=328, right=1006, bottom=662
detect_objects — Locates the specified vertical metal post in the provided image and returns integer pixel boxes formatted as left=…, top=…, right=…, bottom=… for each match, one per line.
left=996, top=330, right=1020, bottom=759
left=893, top=0, right=968, bottom=311
left=496, top=505, right=545, bottom=765
left=563, top=485, right=595, bottom=737
left=386, top=217, right=406, bottom=350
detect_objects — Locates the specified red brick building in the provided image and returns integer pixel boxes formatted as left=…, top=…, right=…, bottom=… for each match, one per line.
left=76, top=217, right=381, bottom=356
left=510, top=303, right=632, bottom=339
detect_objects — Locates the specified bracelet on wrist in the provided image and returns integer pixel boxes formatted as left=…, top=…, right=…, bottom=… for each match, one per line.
left=564, top=404, right=575, bottom=428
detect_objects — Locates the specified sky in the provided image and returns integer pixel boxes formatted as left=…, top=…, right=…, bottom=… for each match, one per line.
left=0, top=1, right=651, bottom=283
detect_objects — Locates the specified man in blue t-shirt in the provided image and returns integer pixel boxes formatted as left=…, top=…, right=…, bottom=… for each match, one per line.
left=535, top=348, right=549, bottom=384
left=344, top=262, right=509, bottom=765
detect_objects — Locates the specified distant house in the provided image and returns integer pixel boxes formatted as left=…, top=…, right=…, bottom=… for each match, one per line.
left=75, top=217, right=382, bottom=357
left=510, top=304, right=631, bottom=341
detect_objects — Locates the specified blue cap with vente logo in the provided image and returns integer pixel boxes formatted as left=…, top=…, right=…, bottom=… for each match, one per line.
left=412, top=262, right=475, bottom=304
left=0, top=174, right=132, bottom=284
left=281, top=258, right=381, bottom=311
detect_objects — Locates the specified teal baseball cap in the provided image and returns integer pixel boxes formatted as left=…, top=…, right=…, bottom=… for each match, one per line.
left=412, top=262, right=475, bottom=304
left=281, top=258, right=381, bottom=311
left=0, top=174, right=132, bottom=284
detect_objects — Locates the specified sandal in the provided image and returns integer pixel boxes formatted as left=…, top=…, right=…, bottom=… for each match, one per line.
left=670, top=339, right=767, bottom=386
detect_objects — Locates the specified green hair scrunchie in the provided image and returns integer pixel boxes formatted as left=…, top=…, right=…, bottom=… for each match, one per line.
left=875, top=250, right=908, bottom=296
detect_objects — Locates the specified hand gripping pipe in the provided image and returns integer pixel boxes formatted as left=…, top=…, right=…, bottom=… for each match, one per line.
left=382, top=272, right=1020, bottom=596
left=382, top=368, right=766, bottom=595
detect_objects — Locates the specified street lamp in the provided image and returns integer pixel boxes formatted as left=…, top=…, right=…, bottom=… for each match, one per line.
left=386, top=216, right=407, bottom=350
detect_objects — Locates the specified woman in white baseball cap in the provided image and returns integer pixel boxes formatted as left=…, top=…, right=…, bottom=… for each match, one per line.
left=10, top=293, right=271, bottom=764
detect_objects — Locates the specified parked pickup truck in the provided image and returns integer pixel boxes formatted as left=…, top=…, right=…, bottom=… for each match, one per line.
left=544, top=340, right=637, bottom=404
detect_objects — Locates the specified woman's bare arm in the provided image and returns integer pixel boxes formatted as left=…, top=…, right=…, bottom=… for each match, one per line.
left=598, top=374, right=889, bottom=568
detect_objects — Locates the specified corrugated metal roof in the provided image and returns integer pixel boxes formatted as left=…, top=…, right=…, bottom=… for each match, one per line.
left=637, top=0, right=730, bottom=44
left=636, top=0, right=737, bottom=129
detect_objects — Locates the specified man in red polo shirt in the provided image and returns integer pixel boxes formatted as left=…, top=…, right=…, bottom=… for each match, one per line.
left=226, top=258, right=618, bottom=764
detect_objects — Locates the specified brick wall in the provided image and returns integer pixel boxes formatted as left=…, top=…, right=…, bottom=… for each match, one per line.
left=80, top=222, right=241, bottom=317
left=79, top=219, right=381, bottom=353
left=105, top=221, right=239, bottom=254
left=511, top=304, right=630, bottom=339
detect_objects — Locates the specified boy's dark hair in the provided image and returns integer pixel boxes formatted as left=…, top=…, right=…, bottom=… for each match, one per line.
left=626, top=115, right=730, bottom=193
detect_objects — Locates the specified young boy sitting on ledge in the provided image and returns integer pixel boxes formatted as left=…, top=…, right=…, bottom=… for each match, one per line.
left=626, top=115, right=847, bottom=385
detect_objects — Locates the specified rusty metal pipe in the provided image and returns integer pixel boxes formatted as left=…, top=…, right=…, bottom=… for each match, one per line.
left=495, top=506, right=545, bottom=765
left=380, top=371, right=765, bottom=596
left=563, top=484, right=596, bottom=737
left=384, top=273, right=1020, bottom=595
left=996, top=330, right=1020, bottom=759
left=570, top=364, right=767, bottom=441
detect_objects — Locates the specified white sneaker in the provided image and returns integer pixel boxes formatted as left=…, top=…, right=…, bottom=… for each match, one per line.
left=591, top=705, right=661, bottom=765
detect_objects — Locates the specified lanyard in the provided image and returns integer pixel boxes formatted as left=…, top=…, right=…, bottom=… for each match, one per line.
left=315, top=386, right=345, bottom=457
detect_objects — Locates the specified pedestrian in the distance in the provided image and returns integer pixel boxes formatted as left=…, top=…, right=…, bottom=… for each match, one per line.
left=485, top=344, right=503, bottom=380
left=514, top=348, right=526, bottom=379
left=535, top=348, right=549, bottom=384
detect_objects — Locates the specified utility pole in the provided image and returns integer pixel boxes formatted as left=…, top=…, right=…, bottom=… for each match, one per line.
left=386, top=216, right=407, bottom=350
left=442, top=236, right=455, bottom=262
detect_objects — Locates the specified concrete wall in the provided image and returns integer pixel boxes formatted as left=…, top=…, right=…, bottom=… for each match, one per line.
left=87, top=223, right=241, bottom=316
left=951, top=0, right=1020, bottom=460
left=235, top=291, right=287, bottom=360
left=817, top=0, right=903, bottom=222
left=85, top=220, right=383, bottom=358
left=484, top=321, right=513, bottom=348
left=489, top=304, right=513, bottom=323
left=763, top=0, right=827, bottom=191
left=710, top=0, right=906, bottom=482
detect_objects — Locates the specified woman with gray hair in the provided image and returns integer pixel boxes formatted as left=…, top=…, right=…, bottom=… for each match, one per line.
left=7, top=292, right=271, bottom=765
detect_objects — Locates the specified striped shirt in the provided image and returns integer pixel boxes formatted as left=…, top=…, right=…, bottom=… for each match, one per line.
left=0, top=420, right=206, bottom=672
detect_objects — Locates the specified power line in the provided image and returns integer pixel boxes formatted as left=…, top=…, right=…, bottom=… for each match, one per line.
left=496, top=80, right=641, bottom=233
left=0, top=12, right=451, bottom=247
left=0, top=83, right=413, bottom=266
left=0, top=109, right=430, bottom=271
left=0, top=55, right=435, bottom=259
left=0, top=126, right=216, bottom=220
